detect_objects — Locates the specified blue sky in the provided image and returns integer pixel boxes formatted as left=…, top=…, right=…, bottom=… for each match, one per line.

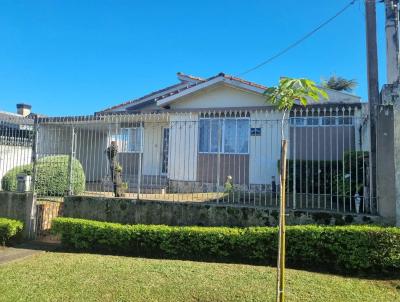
left=0, top=0, right=387, bottom=116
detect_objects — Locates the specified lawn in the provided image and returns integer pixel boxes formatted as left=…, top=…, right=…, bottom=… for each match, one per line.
left=0, top=252, right=399, bottom=302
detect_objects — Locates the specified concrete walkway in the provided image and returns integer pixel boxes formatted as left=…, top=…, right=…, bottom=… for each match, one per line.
left=0, top=241, right=60, bottom=265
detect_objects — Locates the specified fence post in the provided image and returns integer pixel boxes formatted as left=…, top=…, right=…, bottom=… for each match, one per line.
left=137, top=125, right=143, bottom=201
left=28, top=119, right=39, bottom=239
left=216, top=124, right=222, bottom=196
left=67, top=126, right=76, bottom=196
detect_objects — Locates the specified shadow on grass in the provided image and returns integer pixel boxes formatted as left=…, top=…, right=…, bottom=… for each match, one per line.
left=12, top=239, right=399, bottom=281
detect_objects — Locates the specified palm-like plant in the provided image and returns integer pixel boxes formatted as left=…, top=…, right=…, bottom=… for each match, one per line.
left=322, top=76, right=358, bottom=92
left=264, top=77, right=328, bottom=302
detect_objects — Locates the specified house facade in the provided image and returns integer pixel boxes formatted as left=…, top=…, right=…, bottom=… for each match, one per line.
left=0, top=73, right=371, bottom=212
left=62, top=72, right=368, bottom=194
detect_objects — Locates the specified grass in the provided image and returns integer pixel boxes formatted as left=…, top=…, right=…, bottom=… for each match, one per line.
left=0, top=252, right=399, bottom=302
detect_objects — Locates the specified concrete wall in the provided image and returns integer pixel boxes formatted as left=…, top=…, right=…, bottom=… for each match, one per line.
left=0, top=191, right=36, bottom=238
left=376, top=105, right=396, bottom=224
left=63, top=195, right=384, bottom=226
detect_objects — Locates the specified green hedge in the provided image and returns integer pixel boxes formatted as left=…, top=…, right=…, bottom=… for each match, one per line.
left=1, top=155, right=85, bottom=196
left=52, top=217, right=400, bottom=274
left=0, top=218, right=23, bottom=245
left=284, top=151, right=369, bottom=197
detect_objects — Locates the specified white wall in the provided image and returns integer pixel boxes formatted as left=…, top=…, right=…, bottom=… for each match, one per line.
left=0, top=145, right=32, bottom=190
left=249, top=110, right=284, bottom=185
left=168, top=113, right=198, bottom=181
left=142, top=122, right=168, bottom=175
left=170, top=84, right=268, bottom=109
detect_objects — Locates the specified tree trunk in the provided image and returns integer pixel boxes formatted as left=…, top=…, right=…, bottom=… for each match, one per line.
left=276, top=139, right=287, bottom=302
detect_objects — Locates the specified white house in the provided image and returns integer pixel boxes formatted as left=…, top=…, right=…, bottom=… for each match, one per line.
left=0, top=74, right=372, bottom=212
left=62, top=72, right=367, bottom=195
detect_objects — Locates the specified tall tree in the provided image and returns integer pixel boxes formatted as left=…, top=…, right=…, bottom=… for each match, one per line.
left=322, top=76, right=358, bottom=92
left=264, top=77, right=328, bottom=302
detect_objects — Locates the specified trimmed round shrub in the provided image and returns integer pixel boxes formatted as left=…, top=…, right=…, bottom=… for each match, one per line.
left=1, top=155, right=85, bottom=196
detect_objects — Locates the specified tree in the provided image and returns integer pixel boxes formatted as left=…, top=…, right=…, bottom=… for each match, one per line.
left=264, top=77, right=328, bottom=302
left=322, top=76, right=358, bottom=92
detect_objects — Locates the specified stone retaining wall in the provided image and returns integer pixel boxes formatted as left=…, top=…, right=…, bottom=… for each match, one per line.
left=63, top=195, right=383, bottom=227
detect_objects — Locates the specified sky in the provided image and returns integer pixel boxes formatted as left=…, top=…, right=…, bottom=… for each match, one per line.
left=0, top=0, right=388, bottom=116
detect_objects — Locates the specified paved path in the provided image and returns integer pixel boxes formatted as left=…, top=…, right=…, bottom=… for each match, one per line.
left=0, top=241, right=60, bottom=265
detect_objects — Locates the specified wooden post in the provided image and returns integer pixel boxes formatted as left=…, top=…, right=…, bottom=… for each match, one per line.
left=276, top=139, right=288, bottom=302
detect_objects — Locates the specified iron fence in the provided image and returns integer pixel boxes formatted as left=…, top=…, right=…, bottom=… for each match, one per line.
left=0, top=105, right=377, bottom=214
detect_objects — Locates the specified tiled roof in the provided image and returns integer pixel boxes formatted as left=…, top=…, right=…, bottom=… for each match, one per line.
left=176, top=72, right=206, bottom=82
left=220, top=73, right=268, bottom=90
left=100, top=82, right=186, bottom=112
left=100, top=72, right=268, bottom=112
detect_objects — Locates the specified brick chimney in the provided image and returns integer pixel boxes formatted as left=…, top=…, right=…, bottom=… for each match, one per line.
left=16, top=103, right=32, bottom=117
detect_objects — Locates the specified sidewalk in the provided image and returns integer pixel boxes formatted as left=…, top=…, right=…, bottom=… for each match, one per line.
left=0, top=241, right=60, bottom=265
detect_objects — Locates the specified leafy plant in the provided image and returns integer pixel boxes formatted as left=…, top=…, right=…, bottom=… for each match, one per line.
left=264, top=77, right=328, bottom=112
left=52, top=217, right=400, bottom=274
left=334, top=151, right=369, bottom=197
left=1, top=155, right=85, bottom=196
left=265, top=77, right=329, bottom=301
left=322, top=76, right=358, bottom=92
left=0, top=218, right=23, bottom=246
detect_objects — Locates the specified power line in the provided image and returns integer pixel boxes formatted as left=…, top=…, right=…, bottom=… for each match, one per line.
left=237, top=0, right=357, bottom=77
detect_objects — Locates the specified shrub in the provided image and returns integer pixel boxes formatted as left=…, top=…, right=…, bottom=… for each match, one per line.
left=334, top=151, right=369, bottom=197
left=52, top=217, right=400, bottom=274
left=0, top=218, right=23, bottom=245
left=1, top=155, right=85, bottom=196
left=282, top=159, right=340, bottom=194
left=283, top=151, right=369, bottom=198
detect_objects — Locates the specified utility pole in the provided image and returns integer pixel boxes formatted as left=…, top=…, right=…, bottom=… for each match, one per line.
left=385, top=0, right=400, bottom=84
left=365, top=0, right=379, bottom=212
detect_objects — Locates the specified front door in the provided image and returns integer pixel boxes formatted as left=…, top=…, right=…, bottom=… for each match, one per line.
left=161, top=128, right=169, bottom=174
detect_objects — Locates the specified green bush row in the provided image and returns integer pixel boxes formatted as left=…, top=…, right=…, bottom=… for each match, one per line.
left=0, top=218, right=23, bottom=245
left=1, top=155, right=86, bottom=196
left=52, top=217, right=400, bottom=274
left=283, top=151, right=369, bottom=197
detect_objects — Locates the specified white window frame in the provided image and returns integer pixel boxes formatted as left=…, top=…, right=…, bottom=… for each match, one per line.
left=110, top=127, right=143, bottom=153
left=198, top=117, right=250, bottom=155
left=289, top=116, right=353, bottom=127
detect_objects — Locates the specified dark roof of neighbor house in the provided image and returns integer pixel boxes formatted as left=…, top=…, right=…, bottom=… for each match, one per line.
left=99, top=72, right=269, bottom=113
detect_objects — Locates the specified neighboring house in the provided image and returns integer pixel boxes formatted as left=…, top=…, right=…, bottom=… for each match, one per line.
left=37, top=73, right=370, bottom=195
left=0, top=104, right=35, bottom=190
